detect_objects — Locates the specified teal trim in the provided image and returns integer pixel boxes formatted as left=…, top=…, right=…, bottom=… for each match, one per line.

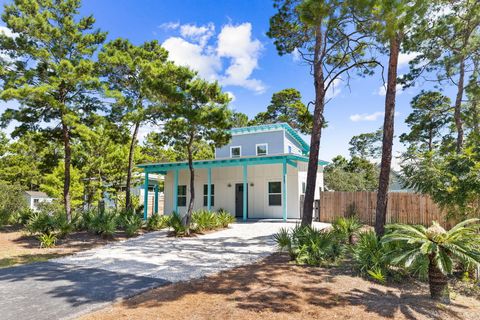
left=230, top=123, right=310, bottom=154
left=207, top=167, right=212, bottom=210
left=143, top=172, right=149, bottom=220
left=243, top=164, right=247, bottom=222
left=139, top=154, right=328, bottom=173
left=154, top=185, right=159, bottom=214
left=173, top=169, right=178, bottom=213
left=282, top=158, right=287, bottom=221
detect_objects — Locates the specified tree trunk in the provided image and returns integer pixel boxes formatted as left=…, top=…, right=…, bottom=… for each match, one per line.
left=428, top=256, right=450, bottom=303
left=125, top=121, right=140, bottom=211
left=301, top=25, right=325, bottom=227
left=375, top=34, right=400, bottom=236
left=454, top=58, right=465, bottom=153
left=61, top=119, right=72, bottom=222
left=185, top=137, right=195, bottom=234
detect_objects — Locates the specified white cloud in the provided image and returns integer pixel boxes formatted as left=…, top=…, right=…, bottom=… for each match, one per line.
left=180, top=23, right=215, bottom=46
left=158, top=22, right=180, bottom=30
left=377, top=83, right=403, bottom=96
left=397, top=52, right=419, bottom=69
left=162, top=37, right=221, bottom=81
left=326, top=78, right=342, bottom=100
left=350, top=111, right=401, bottom=122
left=162, top=22, right=265, bottom=93
left=350, top=112, right=385, bottom=122
left=292, top=48, right=301, bottom=62
left=225, top=91, right=236, bottom=102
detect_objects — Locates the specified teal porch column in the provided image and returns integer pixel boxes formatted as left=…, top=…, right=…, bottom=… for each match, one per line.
left=154, top=184, right=159, bottom=214
left=282, top=158, right=287, bottom=221
left=243, top=164, right=247, bottom=222
left=173, top=169, right=179, bottom=213
left=207, top=167, right=212, bottom=210
left=143, top=172, right=149, bottom=220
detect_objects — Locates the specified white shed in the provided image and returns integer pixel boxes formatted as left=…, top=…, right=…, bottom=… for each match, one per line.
left=24, top=191, right=54, bottom=211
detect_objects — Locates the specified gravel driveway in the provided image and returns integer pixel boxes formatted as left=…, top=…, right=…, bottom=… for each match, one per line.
left=0, top=221, right=329, bottom=320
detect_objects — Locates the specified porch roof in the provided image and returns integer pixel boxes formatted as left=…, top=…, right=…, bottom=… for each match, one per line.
left=138, top=154, right=329, bottom=174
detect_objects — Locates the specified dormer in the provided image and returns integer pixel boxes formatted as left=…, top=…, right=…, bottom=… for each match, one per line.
left=215, top=123, right=309, bottom=159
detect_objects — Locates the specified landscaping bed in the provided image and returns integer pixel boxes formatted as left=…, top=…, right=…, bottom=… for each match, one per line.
left=79, top=253, right=480, bottom=320
left=0, top=226, right=148, bottom=268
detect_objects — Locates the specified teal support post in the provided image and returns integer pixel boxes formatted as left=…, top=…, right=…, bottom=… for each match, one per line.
left=207, top=167, right=212, bottom=210
left=154, top=184, right=159, bottom=214
left=243, top=164, right=247, bottom=222
left=173, top=169, right=179, bottom=213
left=143, top=172, right=149, bottom=220
left=282, top=158, right=287, bottom=221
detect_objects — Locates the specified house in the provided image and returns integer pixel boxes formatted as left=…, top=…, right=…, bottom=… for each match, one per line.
left=24, top=191, right=54, bottom=211
left=138, top=123, right=328, bottom=220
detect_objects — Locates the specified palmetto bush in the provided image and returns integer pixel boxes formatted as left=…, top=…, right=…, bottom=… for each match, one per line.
left=124, top=214, right=143, bottom=237
left=352, top=230, right=390, bottom=281
left=146, top=214, right=170, bottom=231
left=383, top=219, right=480, bottom=302
left=217, top=210, right=235, bottom=228
left=168, top=212, right=188, bottom=236
left=192, top=209, right=218, bottom=232
left=274, top=224, right=345, bottom=266
left=38, top=233, right=57, bottom=248
left=89, top=210, right=117, bottom=238
left=332, top=216, right=362, bottom=244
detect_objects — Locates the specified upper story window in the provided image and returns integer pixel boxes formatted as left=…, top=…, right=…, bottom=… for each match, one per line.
left=288, top=145, right=292, bottom=154
left=256, top=143, right=268, bottom=156
left=230, top=146, right=241, bottom=158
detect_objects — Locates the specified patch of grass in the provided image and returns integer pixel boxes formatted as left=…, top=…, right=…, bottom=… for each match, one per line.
left=0, top=253, right=69, bottom=268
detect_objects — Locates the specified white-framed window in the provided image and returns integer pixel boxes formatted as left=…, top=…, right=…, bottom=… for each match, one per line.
left=177, top=185, right=187, bottom=207
left=256, top=143, right=268, bottom=156
left=203, top=184, right=214, bottom=206
left=268, top=181, right=282, bottom=206
left=288, top=145, right=292, bottom=153
left=302, top=182, right=306, bottom=194
left=230, top=146, right=241, bottom=158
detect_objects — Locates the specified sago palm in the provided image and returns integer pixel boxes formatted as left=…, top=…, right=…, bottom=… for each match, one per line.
left=382, top=219, right=480, bottom=303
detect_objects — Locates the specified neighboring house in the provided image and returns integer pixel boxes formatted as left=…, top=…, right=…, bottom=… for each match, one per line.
left=24, top=191, right=54, bottom=211
left=389, top=170, right=415, bottom=192
left=138, top=123, right=328, bottom=220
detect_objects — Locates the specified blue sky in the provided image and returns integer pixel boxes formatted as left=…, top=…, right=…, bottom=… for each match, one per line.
left=0, top=0, right=457, bottom=166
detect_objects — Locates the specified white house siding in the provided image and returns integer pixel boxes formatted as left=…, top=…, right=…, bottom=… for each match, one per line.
left=163, top=162, right=324, bottom=219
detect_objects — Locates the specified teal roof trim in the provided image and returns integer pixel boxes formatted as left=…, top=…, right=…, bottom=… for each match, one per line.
left=230, top=123, right=310, bottom=154
left=138, top=154, right=329, bottom=173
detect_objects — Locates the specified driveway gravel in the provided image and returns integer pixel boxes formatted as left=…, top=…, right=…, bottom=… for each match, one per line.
left=0, top=221, right=329, bottom=320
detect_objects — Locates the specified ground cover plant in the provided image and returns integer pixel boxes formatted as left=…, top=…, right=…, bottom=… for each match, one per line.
left=167, top=210, right=236, bottom=237
left=274, top=218, right=480, bottom=303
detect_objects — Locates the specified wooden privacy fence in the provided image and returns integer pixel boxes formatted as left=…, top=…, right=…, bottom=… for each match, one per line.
left=318, top=191, right=448, bottom=227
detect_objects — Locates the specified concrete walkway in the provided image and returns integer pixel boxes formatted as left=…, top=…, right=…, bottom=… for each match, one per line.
left=0, top=221, right=329, bottom=320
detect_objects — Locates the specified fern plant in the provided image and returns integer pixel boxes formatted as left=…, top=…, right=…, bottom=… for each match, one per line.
left=383, top=219, right=480, bottom=303
left=332, top=216, right=362, bottom=244
left=38, top=233, right=57, bottom=248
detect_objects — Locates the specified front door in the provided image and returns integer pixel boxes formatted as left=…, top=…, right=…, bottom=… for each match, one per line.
left=235, top=183, right=248, bottom=218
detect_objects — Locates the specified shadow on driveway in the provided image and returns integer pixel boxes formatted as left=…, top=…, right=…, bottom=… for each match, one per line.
left=0, top=261, right=168, bottom=320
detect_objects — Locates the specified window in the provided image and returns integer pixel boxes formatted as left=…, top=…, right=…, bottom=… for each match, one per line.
left=230, top=146, right=241, bottom=158
left=203, top=184, right=215, bottom=206
left=302, top=182, right=306, bottom=194
left=268, top=181, right=282, bottom=206
left=256, top=143, right=268, bottom=156
left=288, top=145, right=292, bottom=154
left=177, top=185, right=187, bottom=207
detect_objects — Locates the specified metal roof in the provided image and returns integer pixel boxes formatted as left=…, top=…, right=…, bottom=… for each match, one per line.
left=139, top=153, right=329, bottom=174
left=230, top=123, right=310, bottom=154
left=24, top=191, right=50, bottom=198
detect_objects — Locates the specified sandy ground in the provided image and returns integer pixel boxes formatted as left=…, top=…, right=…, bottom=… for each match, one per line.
left=0, top=226, right=145, bottom=268
left=81, top=253, right=480, bottom=320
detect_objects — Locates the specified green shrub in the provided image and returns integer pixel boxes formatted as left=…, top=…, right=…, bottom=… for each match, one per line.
left=15, top=208, right=35, bottom=226
left=54, top=213, right=74, bottom=238
left=274, top=224, right=344, bottom=266
left=26, top=212, right=57, bottom=235
left=0, top=182, right=28, bottom=226
left=76, top=209, right=96, bottom=231
left=89, top=210, right=117, bottom=237
left=146, top=214, right=170, bottom=231
left=332, top=216, right=362, bottom=244
left=352, top=230, right=389, bottom=279
left=216, top=210, right=235, bottom=228
left=192, top=210, right=218, bottom=232
left=168, top=212, right=187, bottom=236
left=38, top=233, right=57, bottom=248
left=124, top=214, right=143, bottom=237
